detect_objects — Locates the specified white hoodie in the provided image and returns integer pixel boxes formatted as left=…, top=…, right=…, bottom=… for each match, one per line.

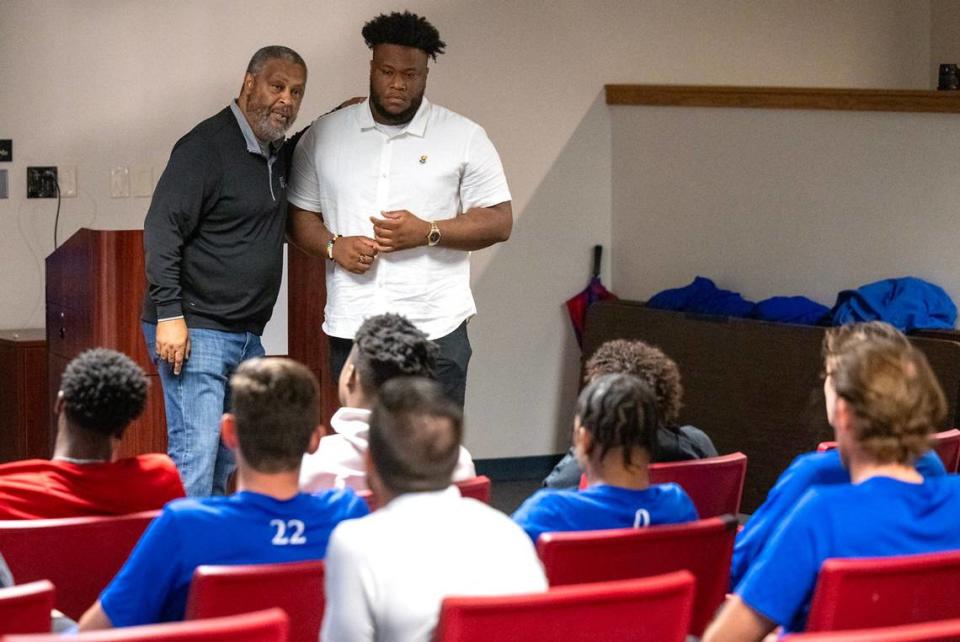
left=299, top=407, right=477, bottom=492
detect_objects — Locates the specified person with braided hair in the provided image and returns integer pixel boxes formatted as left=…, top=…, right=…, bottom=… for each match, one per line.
left=512, top=373, right=697, bottom=543
left=299, top=313, right=475, bottom=492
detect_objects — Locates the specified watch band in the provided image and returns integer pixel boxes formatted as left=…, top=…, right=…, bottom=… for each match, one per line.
left=427, top=222, right=441, bottom=247
left=326, top=234, right=342, bottom=261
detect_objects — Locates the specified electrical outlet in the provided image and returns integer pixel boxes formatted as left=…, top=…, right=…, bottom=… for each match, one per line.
left=59, top=165, right=77, bottom=197
left=27, top=166, right=58, bottom=198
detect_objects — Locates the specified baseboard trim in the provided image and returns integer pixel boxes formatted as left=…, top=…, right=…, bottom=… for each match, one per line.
left=474, top=454, right=565, bottom=481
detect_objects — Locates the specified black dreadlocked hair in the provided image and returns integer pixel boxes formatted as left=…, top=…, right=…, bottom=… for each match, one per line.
left=60, top=348, right=148, bottom=439
left=353, top=313, right=439, bottom=395
left=362, top=11, right=446, bottom=60
left=575, top=373, right=661, bottom=469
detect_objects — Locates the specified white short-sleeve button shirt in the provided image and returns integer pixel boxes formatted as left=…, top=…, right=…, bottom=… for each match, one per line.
left=287, top=98, right=511, bottom=340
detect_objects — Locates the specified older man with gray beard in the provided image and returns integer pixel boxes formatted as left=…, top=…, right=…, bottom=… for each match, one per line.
left=141, top=46, right=307, bottom=497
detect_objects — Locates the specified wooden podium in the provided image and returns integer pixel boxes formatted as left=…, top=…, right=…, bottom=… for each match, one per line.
left=45, top=229, right=334, bottom=460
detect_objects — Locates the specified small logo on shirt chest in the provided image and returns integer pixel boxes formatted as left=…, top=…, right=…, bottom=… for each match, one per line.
left=419, top=155, right=428, bottom=164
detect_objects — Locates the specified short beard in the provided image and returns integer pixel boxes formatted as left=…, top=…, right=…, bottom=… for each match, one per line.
left=249, top=104, right=289, bottom=142
left=369, top=80, right=423, bottom=126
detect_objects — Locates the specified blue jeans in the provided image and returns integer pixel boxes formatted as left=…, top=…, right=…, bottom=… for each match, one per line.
left=142, top=322, right=265, bottom=497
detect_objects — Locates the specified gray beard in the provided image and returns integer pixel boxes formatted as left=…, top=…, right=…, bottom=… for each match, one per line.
left=250, top=106, right=288, bottom=142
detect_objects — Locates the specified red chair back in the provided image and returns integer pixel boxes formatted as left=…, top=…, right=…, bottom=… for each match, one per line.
left=649, top=452, right=747, bottom=517
left=184, top=560, right=323, bottom=642
left=0, top=511, right=158, bottom=619
left=0, top=580, right=54, bottom=635
left=455, top=475, right=491, bottom=503
left=433, top=572, right=695, bottom=642
left=782, top=617, right=960, bottom=641
left=819, top=431, right=960, bottom=473
left=806, top=549, right=960, bottom=632
left=536, top=515, right=736, bottom=636
left=0, top=608, right=289, bottom=641
left=358, top=476, right=492, bottom=511
left=932, top=429, right=960, bottom=472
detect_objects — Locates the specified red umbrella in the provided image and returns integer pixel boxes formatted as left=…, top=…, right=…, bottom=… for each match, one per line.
left=566, top=245, right=617, bottom=347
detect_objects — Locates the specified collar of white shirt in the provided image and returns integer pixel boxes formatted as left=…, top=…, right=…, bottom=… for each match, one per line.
left=354, top=96, right=432, bottom=138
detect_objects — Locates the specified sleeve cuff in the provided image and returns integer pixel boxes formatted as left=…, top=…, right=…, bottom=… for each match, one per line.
left=156, top=302, right=183, bottom=320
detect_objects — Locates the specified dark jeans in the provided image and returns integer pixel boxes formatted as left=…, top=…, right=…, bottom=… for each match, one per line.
left=328, top=320, right=472, bottom=408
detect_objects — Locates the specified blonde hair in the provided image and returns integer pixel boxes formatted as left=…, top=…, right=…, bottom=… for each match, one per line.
left=827, top=330, right=946, bottom=464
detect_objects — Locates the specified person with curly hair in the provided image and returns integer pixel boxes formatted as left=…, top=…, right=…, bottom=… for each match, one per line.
left=542, top=339, right=717, bottom=489
left=0, top=348, right=185, bottom=519
left=300, top=313, right=475, bottom=492
left=288, top=11, right=512, bottom=409
left=513, top=373, right=698, bottom=543
left=705, top=328, right=960, bottom=641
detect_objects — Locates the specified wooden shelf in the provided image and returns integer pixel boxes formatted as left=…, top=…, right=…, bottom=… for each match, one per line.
left=605, top=84, right=960, bottom=114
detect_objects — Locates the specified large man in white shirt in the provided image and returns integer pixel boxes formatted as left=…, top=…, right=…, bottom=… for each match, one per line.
left=321, top=377, right=547, bottom=642
left=287, top=11, right=512, bottom=408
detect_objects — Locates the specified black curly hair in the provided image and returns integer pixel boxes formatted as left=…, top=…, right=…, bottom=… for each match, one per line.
left=585, top=339, right=683, bottom=425
left=353, top=313, right=439, bottom=395
left=60, top=348, right=148, bottom=438
left=362, top=11, right=446, bottom=60
left=575, top=373, right=661, bottom=469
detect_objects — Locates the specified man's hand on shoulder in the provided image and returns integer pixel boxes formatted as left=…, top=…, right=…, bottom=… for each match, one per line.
left=156, top=318, right=190, bottom=375
left=333, top=236, right=379, bottom=274
left=371, top=210, right=431, bottom=253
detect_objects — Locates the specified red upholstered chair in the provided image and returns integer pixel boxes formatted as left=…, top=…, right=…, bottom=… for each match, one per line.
left=782, top=617, right=960, bottom=641
left=359, top=476, right=492, bottom=511
left=815, top=440, right=836, bottom=453
left=454, top=475, right=492, bottom=503
left=648, top=452, right=747, bottom=517
left=536, top=515, right=736, bottom=636
left=0, top=608, right=289, bottom=642
left=931, top=429, right=960, bottom=472
left=819, top=430, right=960, bottom=472
left=576, top=453, right=748, bottom=518
left=0, top=580, right=55, bottom=635
left=0, top=511, right=158, bottom=620
left=805, top=549, right=960, bottom=632
left=184, top=560, right=324, bottom=642
left=433, top=572, right=695, bottom=642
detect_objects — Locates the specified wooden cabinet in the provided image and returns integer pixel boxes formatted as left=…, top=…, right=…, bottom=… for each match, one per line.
left=0, top=329, right=49, bottom=463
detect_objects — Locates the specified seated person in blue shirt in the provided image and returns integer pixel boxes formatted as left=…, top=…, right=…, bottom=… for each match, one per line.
left=542, top=339, right=717, bottom=489
left=704, top=329, right=960, bottom=641
left=513, top=373, right=698, bottom=543
left=76, top=357, right=369, bottom=631
left=730, top=321, right=946, bottom=588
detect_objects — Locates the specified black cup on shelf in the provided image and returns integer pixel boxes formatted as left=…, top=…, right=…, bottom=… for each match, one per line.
left=938, top=64, right=959, bottom=90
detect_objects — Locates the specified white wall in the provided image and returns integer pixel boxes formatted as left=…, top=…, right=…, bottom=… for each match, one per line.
left=611, top=107, right=960, bottom=308
left=0, top=1, right=934, bottom=458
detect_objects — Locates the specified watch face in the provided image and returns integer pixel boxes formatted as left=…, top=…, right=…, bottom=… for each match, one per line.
left=428, top=230, right=441, bottom=245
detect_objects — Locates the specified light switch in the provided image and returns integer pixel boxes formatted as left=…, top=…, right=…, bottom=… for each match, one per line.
left=59, top=165, right=77, bottom=197
left=110, top=166, right=130, bottom=198
left=0, top=169, right=7, bottom=198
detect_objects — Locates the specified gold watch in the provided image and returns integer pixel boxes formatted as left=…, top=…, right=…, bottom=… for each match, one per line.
left=427, top=221, right=441, bottom=246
